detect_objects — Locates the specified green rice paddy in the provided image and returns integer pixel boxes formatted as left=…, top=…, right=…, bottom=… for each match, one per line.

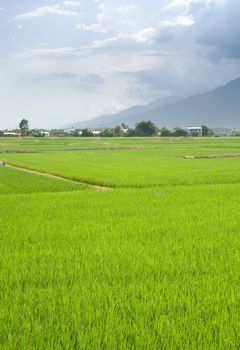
left=0, top=166, right=87, bottom=194
left=0, top=137, right=240, bottom=349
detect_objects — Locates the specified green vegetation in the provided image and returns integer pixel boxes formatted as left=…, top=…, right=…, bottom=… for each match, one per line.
left=134, top=120, right=159, bottom=136
left=2, top=139, right=240, bottom=187
left=1, top=135, right=240, bottom=151
left=0, top=136, right=240, bottom=349
left=0, top=166, right=87, bottom=194
left=19, top=119, right=29, bottom=137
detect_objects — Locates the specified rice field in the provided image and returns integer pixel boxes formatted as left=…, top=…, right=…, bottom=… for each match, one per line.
left=2, top=140, right=240, bottom=188
left=0, top=137, right=240, bottom=349
left=0, top=166, right=87, bottom=194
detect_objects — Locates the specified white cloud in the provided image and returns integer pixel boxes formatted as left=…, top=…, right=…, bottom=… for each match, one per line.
left=165, top=0, right=226, bottom=10
left=164, top=0, right=192, bottom=9
left=78, top=2, right=109, bottom=33
left=77, top=23, right=107, bottom=33
left=80, top=28, right=157, bottom=50
left=90, top=37, right=119, bottom=49
left=77, top=1, right=139, bottom=35
left=14, top=5, right=80, bottom=21
left=63, top=0, right=81, bottom=8
left=162, top=15, right=194, bottom=27
left=16, top=47, right=77, bottom=59
left=131, top=28, right=156, bottom=44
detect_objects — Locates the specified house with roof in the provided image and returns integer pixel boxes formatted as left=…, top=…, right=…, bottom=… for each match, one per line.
left=186, top=126, right=203, bottom=137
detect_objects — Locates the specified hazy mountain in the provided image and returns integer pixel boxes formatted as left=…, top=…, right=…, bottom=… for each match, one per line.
left=66, top=78, right=240, bottom=129
left=64, top=96, right=180, bottom=129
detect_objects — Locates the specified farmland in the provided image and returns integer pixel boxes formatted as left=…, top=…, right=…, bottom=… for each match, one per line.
left=0, top=166, right=87, bottom=194
left=0, top=137, right=240, bottom=349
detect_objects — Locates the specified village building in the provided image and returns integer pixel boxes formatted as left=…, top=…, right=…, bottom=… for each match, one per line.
left=78, top=128, right=105, bottom=135
left=186, top=126, right=203, bottom=137
left=89, top=128, right=104, bottom=135
left=64, top=127, right=75, bottom=135
left=40, top=131, right=50, bottom=137
left=3, top=132, right=21, bottom=137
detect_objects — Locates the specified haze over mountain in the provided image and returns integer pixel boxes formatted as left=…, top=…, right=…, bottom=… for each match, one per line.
left=65, top=96, right=180, bottom=129
left=70, top=78, right=240, bottom=129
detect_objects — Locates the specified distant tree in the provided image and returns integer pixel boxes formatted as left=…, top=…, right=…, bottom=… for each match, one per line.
left=231, top=132, right=240, bottom=137
left=81, top=129, right=94, bottom=137
left=32, top=129, right=42, bottom=137
left=50, top=129, right=64, bottom=136
left=114, top=126, right=124, bottom=137
left=126, top=128, right=136, bottom=137
left=73, top=129, right=82, bottom=137
left=160, top=127, right=172, bottom=137
left=201, top=125, right=214, bottom=137
left=0, top=130, right=3, bottom=137
left=121, top=123, right=128, bottom=129
left=172, top=128, right=188, bottom=137
left=101, top=128, right=114, bottom=137
left=135, top=121, right=159, bottom=136
left=19, top=119, right=29, bottom=136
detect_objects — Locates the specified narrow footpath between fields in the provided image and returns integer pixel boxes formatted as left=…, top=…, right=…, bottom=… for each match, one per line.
left=4, top=163, right=112, bottom=192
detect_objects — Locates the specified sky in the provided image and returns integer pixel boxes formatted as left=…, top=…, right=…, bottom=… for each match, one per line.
left=0, top=0, right=239, bottom=129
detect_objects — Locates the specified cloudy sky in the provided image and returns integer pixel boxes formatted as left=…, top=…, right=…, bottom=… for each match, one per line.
left=0, top=0, right=239, bottom=129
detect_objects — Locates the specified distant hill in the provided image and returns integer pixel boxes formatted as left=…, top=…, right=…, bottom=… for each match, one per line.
left=64, top=96, right=180, bottom=129
left=66, top=77, right=240, bottom=128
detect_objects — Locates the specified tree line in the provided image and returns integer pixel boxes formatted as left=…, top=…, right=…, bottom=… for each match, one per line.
left=79, top=122, right=213, bottom=137
left=0, top=119, right=214, bottom=137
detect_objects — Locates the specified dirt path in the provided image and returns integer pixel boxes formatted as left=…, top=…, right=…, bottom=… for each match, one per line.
left=4, top=163, right=112, bottom=192
left=185, top=154, right=240, bottom=159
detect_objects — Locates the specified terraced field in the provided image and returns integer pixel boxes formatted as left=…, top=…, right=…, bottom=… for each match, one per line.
left=0, top=137, right=240, bottom=349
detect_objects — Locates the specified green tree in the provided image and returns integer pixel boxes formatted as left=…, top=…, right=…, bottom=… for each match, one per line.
left=73, top=129, right=82, bottom=137
left=126, top=128, right=136, bottom=137
left=160, top=127, right=172, bottom=137
left=135, top=121, right=158, bottom=136
left=121, top=123, right=128, bottom=129
left=172, top=128, right=188, bottom=137
left=201, top=125, right=214, bottom=137
left=81, top=129, right=94, bottom=137
left=114, top=126, right=124, bottom=137
left=19, top=119, right=29, bottom=136
left=50, top=129, right=64, bottom=136
left=101, top=128, right=114, bottom=137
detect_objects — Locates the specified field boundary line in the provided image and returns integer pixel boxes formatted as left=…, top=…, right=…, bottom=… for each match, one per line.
left=4, top=161, right=240, bottom=191
left=185, top=154, right=240, bottom=159
left=0, top=147, right=144, bottom=154
left=3, top=163, right=112, bottom=192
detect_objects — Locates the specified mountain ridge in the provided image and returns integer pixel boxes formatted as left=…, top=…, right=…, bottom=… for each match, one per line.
left=65, top=77, right=240, bottom=129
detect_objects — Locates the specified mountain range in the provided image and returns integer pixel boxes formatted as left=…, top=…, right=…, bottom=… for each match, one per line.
left=65, top=77, right=240, bottom=129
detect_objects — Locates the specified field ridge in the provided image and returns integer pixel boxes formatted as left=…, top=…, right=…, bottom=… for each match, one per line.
left=4, top=163, right=112, bottom=191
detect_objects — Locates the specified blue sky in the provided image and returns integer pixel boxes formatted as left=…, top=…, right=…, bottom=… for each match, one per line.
left=0, top=0, right=239, bottom=128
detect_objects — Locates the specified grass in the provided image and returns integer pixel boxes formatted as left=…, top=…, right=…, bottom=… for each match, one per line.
left=0, top=137, right=240, bottom=349
left=2, top=146, right=240, bottom=188
left=0, top=166, right=87, bottom=194
left=1, top=136, right=240, bottom=151
left=1, top=185, right=240, bottom=349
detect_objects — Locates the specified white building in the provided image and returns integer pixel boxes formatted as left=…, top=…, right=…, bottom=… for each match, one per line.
left=40, top=131, right=50, bottom=137
left=64, top=127, right=75, bottom=135
left=89, top=128, right=104, bottom=135
left=187, top=126, right=203, bottom=137
left=3, top=132, right=21, bottom=137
